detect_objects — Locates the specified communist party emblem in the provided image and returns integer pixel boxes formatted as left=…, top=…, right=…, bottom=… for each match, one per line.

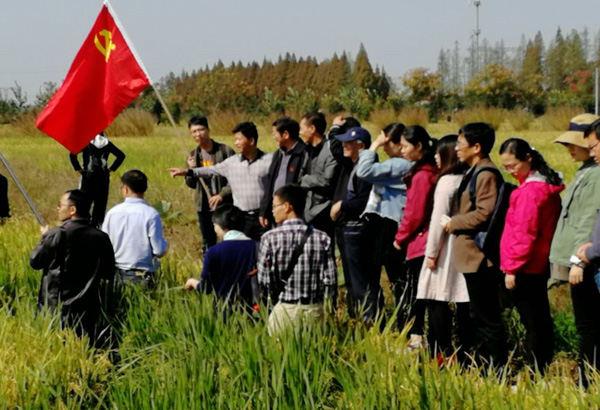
left=94, top=30, right=116, bottom=62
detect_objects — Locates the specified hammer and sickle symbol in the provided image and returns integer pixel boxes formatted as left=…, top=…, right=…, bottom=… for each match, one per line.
left=94, top=29, right=116, bottom=62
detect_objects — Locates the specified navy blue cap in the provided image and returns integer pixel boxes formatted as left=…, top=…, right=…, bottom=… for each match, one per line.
left=335, top=127, right=371, bottom=145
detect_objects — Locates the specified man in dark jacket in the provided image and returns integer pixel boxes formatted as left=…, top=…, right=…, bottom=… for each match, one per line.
left=330, top=126, right=377, bottom=322
left=30, top=189, right=115, bottom=342
left=0, top=173, right=9, bottom=219
left=259, top=117, right=310, bottom=228
left=184, top=116, right=235, bottom=253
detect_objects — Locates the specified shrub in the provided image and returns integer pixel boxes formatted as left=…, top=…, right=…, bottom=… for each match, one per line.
left=10, top=111, right=45, bottom=137
left=453, top=107, right=506, bottom=131
left=539, top=106, right=585, bottom=131
left=106, top=108, right=156, bottom=136
left=505, top=109, right=535, bottom=131
left=369, top=108, right=399, bottom=131
left=208, top=110, right=250, bottom=136
left=398, top=108, right=429, bottom=127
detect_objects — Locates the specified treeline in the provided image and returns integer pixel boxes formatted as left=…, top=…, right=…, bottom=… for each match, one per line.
left=137, top=44, right=394, bottom=122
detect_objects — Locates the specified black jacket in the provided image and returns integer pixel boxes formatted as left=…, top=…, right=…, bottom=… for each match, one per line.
left=260, top=141, right=310, bottom=220
left=30, top=218, right=115, bottom=312
left=69, top=142, right=126, bottom=178
left=0, top=173, right=8, bottom=218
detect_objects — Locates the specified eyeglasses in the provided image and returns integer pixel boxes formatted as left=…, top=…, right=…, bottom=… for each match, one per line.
left=589, top=141, right=600, bottom=151
left=502, top=162, right=521, bottom=172
left=57, top=202, right=71, bottom=208
left=272, top=202, right=286, bottom=209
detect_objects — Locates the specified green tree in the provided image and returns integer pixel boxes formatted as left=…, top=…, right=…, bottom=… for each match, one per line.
left=353, top=43, right=377, bottom=91
left=464, top=63, right=521, bottom=109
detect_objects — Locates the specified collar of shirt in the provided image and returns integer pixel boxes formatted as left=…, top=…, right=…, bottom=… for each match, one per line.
left=280, top=217, right=305, bottom=227
left=124, top=197, right=149, bottom=205
left=280, top=141, right=299, bottom=155
left=240, top=149, right=265, bottom=163
left=223, top=230, right=251, bottom=241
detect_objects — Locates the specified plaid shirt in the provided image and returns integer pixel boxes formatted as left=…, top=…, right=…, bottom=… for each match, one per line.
left=257, top=218, right=337, bottom=302
left=191, top=150, right=272, bottom=211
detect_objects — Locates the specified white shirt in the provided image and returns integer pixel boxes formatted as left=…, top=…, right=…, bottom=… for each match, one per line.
left=102, top=197, right=168, bottom=272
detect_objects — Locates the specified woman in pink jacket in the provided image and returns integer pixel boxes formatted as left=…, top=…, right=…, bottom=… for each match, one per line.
left=499, top=137, right=564, bottom=374
left=393, top=125, right=438, bottom=349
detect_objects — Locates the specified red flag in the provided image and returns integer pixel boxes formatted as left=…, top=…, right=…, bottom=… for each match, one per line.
left=36, top=5, right=150, bottom=154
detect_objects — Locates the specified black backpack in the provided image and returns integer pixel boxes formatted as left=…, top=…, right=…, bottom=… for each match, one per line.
left=468, top=167, right=516, bottom=267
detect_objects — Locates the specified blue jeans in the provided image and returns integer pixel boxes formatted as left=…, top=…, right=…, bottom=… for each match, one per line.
left=594, top=270, right=600, bottom=293
left=115, top=269, right=155, bottom=289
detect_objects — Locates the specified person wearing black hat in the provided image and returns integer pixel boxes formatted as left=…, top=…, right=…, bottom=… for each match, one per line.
left=330, top=127, right=379, bottom=323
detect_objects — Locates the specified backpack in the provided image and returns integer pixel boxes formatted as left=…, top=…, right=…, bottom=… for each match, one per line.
left=468, top=167, right=516, bottom=267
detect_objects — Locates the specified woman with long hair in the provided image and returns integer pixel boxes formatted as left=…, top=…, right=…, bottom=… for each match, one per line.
left=416, top=135, right=471, bottom=361
left=393, top=125, right=438, bottom=349
left=499, top=137, right=564, bottom=374
left=356, top=123, right=411, bottom=327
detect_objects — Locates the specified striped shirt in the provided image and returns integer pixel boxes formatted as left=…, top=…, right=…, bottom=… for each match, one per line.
left=190, top=150, right=272, bottom=211
left=257, top=218, right=337, bottom=302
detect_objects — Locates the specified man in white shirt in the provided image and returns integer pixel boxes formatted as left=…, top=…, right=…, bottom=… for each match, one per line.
left=102, top=169, right=168, bottom=287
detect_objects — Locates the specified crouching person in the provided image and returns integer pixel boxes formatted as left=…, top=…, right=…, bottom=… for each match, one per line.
left=30, top=189, right=115, bottom=343
left=257, top=184, right=337, bottom=336
left=184, top=204, right=258, bottom=315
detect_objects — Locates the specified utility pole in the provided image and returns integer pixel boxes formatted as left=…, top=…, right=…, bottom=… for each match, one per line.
left=473, top=0, right=482, bottom=73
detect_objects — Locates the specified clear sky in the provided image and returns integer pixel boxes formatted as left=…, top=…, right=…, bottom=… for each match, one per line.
left=1, top=0, right=598, bottom=102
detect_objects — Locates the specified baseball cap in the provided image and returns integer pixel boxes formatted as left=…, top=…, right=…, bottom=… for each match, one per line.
left=335, top=127, right=371, bottom=146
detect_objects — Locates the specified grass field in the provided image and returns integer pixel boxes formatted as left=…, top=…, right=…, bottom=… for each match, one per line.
left=0, top=121, right=596, bottom=408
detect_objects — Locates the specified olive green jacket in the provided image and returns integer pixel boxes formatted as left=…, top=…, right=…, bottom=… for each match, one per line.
left=549, top=160, right=600, bottom=280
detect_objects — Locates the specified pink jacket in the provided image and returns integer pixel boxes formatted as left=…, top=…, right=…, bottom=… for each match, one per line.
left=395, top=163, right=438, bottom=260
left=500, top=171, right=564, bottom=275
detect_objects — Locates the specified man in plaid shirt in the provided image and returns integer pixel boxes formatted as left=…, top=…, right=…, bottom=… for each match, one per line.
left=257, top=184, right=337, bottom=335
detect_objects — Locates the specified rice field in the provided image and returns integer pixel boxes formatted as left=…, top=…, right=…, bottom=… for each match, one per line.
left=0, top=122, right=596, bottom=409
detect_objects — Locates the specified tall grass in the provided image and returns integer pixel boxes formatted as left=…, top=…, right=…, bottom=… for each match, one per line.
left=106, top=108, right=156, bottom=137
left=453, top=107, right=507, bottom=131
left=0, top=131, right=593, bottom=408
left=539, top=106, right=585, bottom=131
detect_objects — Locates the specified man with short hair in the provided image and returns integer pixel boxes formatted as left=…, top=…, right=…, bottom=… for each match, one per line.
left=330, top=127, right=378, bottom=322
left=258, top=184, right=336, bottom=336
left=299, top=111, right=340, bottom=242
left=169, top=122, right=273, bottom=240
left=259, top=117, right=310, bottom=228
left=102, top=169, right=168, bottom=287
left=184, top=116, right=235, bottom=253
left=442, top=122, right=507, bottom=366
left=30, top=189, right=115, bottom=342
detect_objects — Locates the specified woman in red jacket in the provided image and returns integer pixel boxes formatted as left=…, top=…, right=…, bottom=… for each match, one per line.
left=393, top=125, right=438, bottom=349
left=499, top=137, right=564, bottom=374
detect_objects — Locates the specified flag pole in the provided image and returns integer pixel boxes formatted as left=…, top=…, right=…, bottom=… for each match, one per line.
left=0, top=147, right=45, bottom=226
left=104, top=0, right=211, bottom=195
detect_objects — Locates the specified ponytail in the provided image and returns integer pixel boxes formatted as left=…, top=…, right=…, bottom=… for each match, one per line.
left=499, top=138, right=562, bottom=186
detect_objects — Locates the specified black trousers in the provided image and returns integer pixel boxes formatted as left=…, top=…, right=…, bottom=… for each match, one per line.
left=80, top=173, right=109, bottom=228
left=406, top=256, right=426, bottom=336
left=243, top=211, right=266, bottom=241
left=368, top=215, right=407, bottom=314
left=571, top=267, right=600, bottom=385
left=337, top=221, right=382, bottom=322
left=510, top=273, right=554, bottom=373
left=309, top=208, right=335, bottom=254
left=463, top=265, right=508, bottom=367
left=427, top=301, right=473, bottom=361
left=197, top=210, right=217, bottom=253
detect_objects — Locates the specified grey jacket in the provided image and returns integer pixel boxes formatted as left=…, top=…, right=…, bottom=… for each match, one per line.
left=184, top=140, right=235, bottom=212
left=301, top=139, right=341, bottom=223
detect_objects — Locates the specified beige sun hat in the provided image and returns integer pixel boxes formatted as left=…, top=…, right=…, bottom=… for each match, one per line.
left=553, top=113, right=600, bottom=148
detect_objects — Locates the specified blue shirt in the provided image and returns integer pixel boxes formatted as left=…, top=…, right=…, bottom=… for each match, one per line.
left=102, top=197, right=168, bottom=272
left=356, top=150, right=411, bottom=222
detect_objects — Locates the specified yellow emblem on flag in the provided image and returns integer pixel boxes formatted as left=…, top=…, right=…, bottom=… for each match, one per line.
left=94, top=30, right=116, bottom=62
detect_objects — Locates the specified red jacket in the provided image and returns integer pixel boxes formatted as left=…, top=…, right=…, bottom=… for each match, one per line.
left=500, top=172, right=564, bottom=275
left=395, top=163, right=438, bottom=260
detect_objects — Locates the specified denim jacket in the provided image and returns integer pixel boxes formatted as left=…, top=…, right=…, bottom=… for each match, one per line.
left=356, top=150, right=411, bottom=222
